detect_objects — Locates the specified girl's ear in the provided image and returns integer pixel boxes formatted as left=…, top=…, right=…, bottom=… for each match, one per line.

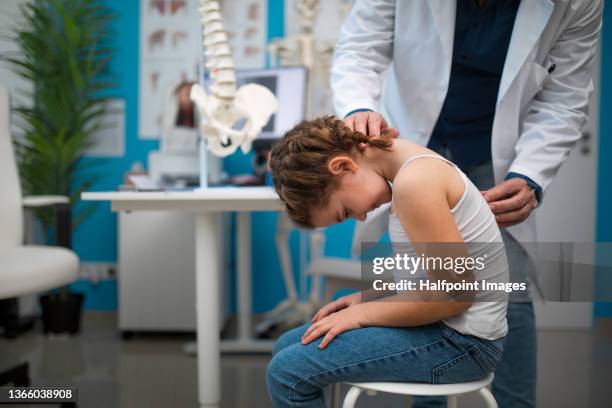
left=328, top=156, right=358, bottom=176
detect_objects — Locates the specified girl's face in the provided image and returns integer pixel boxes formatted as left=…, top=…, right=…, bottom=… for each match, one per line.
left=309, top=156, right=392, bottom=227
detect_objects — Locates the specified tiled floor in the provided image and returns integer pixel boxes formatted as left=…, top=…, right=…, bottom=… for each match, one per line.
left=1, top=313, right=611, bottom=407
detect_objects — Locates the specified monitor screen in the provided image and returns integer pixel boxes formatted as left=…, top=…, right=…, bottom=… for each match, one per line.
left=204, top=66, right=307, bottom=140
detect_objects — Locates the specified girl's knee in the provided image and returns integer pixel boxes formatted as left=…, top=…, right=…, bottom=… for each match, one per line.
left=267, top=347, right=295, bottom=388
left=267, top=345, right=324, bottom=406
left=272, top=323, right=310, bottom=356
left=268, top=341, right=313, bottom=386
left=272, top=333, right=293, bottom=356
left=266, top=351, right=295, bottom=407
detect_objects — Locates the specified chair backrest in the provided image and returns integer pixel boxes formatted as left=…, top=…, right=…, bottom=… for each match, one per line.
left=0, top=85, right=24, bottom=246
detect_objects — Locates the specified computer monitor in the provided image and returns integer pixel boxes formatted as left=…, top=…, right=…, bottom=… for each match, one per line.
left=205, top=66, right=307, bottom=149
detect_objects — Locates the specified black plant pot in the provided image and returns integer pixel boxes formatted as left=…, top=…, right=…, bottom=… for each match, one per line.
left=39, top=293, right=84, bottom=335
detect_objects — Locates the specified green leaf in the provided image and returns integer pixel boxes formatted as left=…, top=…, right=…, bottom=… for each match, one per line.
left=6, top=0, right=116, bottom=232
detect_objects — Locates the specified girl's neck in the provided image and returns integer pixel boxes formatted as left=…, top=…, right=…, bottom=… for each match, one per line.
left=362, top=139, right=432, bottom=182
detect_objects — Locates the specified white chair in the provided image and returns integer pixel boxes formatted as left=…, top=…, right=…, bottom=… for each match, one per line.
left=0, top=84, right=79, bottom=385
left=335, top=373, right=497, bottom=408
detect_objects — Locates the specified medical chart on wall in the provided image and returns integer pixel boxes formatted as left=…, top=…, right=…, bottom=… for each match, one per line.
left=283, top=0, right=353, bottom=118
left=139, top=0, right=267, bottom=139
left=218, top=0, right=267, bottom=70
left=139, top=0, right=201, bottom=139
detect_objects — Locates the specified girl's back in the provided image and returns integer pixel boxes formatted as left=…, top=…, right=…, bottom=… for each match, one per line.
left=388, top=154, right=509, bottom=340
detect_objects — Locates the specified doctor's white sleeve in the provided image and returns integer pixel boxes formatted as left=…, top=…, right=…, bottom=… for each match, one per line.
left=330, top=0, right=396, bottom=118
left=509, top=0, right=603, bottom=196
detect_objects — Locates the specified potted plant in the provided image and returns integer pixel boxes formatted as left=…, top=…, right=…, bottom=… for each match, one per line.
left=2, top=0, right=115, bottom=334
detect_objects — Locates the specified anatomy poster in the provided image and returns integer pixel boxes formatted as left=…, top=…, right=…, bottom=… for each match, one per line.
left=139, top=0, right=267, bottom=139
left=139, top=0, right=201, bottom=139
left=219, top=0, right=267, bottom=70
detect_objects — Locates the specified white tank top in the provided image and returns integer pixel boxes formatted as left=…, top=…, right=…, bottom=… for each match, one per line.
left=388, top=154, right=509, bottom=340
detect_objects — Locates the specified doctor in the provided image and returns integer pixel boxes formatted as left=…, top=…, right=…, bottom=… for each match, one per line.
left=331, top=1, right=602, bottom=408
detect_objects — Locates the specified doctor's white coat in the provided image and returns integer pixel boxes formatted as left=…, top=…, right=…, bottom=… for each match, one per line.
left=331, top=0, right=602, bottom=244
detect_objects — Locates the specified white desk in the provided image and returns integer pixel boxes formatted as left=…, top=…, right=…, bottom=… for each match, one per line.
left=82, top=187, right=283, bottom=407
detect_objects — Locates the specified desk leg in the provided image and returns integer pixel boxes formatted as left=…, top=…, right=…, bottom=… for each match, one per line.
left=237, top=212, right=251, bottom=341
left=196, top=213, right=221, bottom=407
left=219, top=212, right=275, bottom=353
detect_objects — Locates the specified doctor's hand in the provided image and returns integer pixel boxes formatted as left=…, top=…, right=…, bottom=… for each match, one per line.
left=482, top=178, right=538, bottom=228
left=344, top=111, right=399, bottom=148
left=311, top=292, right=362, bottom=323
left=301, top=304, right=365, bottom=349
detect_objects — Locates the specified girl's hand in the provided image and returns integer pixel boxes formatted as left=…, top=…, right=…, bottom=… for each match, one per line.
left=301, top=305, right=366, bottom=349
left=311, top=292, right=362, bottom=323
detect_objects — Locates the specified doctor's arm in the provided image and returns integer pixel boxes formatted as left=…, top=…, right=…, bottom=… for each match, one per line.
left=484, top=0, right=603, bottom=226
left=330, top=0, right=396, bottom=121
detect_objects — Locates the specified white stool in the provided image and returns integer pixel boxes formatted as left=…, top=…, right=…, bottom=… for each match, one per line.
left=337, top=373, right=497, bottom=408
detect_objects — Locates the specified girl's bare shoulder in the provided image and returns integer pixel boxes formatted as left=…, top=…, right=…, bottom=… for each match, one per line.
left=392, top=156, right=465, bottom=211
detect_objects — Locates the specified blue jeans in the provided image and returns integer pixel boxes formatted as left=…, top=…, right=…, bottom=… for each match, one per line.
left=413, top=158, right=537, bottom=408
left=266, top=322, right=504, bottom=407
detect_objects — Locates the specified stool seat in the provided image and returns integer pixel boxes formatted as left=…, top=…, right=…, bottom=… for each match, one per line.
left=346, top=372, right=494, bottom=396
left=339, top=373, right=497, bottom=408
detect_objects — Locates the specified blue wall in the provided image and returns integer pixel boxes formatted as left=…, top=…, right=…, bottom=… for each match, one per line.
left=595, top=3, right=612, bottom=318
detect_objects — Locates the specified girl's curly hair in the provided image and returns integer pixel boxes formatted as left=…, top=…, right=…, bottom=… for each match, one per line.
left=269, top=115, right=393, bottom=228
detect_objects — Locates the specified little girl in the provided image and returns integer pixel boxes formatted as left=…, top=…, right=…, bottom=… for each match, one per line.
left=267, top=116, right=508, bottom=408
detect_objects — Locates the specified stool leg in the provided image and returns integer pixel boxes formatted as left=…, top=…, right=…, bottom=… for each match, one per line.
left=330, top=383, right=341, bottom=408
left=478, top=387, right=498, bottom=408
left=342, top=386, right=364, bottom=408
left=447, top=395, right=458, bottom=408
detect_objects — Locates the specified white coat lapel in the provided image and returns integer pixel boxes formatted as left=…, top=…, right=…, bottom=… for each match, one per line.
left=497, top=0, right=554, bottom=103
left=427, top=0, right=457, bottom=68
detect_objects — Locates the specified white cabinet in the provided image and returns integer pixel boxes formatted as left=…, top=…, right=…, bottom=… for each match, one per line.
left=118, top=211, right=230, bottom=333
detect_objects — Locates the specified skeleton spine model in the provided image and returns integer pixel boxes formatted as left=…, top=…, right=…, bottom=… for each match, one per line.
left=191, top=0, right=278, bottom=157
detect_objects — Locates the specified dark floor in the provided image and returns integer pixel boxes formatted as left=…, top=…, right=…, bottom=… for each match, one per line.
left=1, top=313, right=611, bottom=408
